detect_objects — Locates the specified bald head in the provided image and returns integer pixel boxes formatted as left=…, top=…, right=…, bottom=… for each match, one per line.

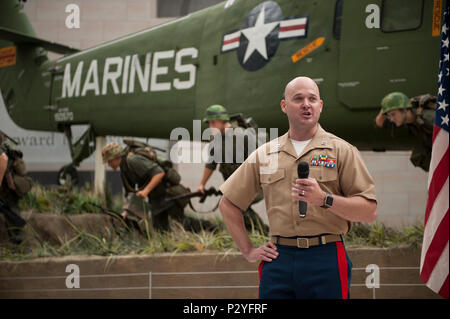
left=284, top=76, right=320, bottom=100
left=280, top=76, right=323, bottom=139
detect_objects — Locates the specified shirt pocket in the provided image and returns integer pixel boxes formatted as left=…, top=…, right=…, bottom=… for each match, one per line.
left=260, top=168, right=286, bottom=207
left=309, top=166, right=338, bottom=183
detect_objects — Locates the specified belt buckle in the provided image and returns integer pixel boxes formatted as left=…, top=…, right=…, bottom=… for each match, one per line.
left=297, top=238, right=309, bottom=248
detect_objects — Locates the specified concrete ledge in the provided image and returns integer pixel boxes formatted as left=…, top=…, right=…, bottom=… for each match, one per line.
left=0, top=247, right=442, bottom=299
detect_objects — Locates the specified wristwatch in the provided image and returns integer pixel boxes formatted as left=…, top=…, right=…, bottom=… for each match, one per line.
left=321, top=193, right=333, bottom=209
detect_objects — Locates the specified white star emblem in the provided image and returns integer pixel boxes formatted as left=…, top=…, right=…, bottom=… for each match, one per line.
left=438, top=84, right=446, bottom=96
left=438, top=100, right=449, bottom=111
left=441, top=114, right=449, bottom=126
left=443, top=37, right=449, bottom=49
left=438, top=71, right=443, bottom=82
left=443, top=23, right=448, bottom=35
left=444, top=53, right=449, bottom=62
left=241, top=6, right=279, bottom=63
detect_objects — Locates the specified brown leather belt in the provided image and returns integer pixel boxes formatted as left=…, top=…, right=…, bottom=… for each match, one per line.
left=271, top=234, right=343, bottom=249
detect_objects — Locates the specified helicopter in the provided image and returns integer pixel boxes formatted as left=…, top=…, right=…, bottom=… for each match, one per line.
left=0, top=0, right=442, bottom=182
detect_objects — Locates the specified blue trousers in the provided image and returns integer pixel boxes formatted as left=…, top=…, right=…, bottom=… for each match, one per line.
left=258, top=242, right=352, bottom=299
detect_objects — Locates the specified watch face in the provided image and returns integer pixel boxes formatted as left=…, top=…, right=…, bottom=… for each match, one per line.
left=326, top=194, right=333, bottom=206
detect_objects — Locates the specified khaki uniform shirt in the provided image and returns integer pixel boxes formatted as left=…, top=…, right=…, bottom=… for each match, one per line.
left=220, top=125, right=377, bottom=237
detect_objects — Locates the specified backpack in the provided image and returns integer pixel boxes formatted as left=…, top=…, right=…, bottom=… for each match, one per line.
left=229, top=113, right=258, bottom=130
left=122, top=139, right=182, bottom=188
left=411, top=94, right=436, bottom=134
left=122, top=139, right=191, bottom=208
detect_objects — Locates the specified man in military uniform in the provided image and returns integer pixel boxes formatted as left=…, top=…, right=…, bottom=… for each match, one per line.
left=197, top=104, right=269, bottom=235
left=219, top=77, right=378, bottom=299
left=0, top=131, right=28, bottom=244
left=102, top=142, right=214, bottom=232
left=375, top=92, right=436, bottom=171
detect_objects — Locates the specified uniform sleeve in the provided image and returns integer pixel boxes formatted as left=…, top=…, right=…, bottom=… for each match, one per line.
left=337, top=145, right=377, bottom=202
left=128, top=155, right=163, bottom=181
left=219, top=150, right=260, bottom=211
left=379, top=117, right=396, bottom=130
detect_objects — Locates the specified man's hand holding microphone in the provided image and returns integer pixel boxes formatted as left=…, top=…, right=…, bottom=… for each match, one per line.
left=292, top=161, right=327, bottom=214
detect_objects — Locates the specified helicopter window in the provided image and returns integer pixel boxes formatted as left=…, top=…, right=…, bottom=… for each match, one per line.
left=157, top=0, right=224, bottom=17
left=381, top=0, right=424, bottom=32
left=333, top=0, right=343, bottom=40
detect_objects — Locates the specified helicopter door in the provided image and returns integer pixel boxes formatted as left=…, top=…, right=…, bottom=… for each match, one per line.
left=337, top=0, right=434, bottom=110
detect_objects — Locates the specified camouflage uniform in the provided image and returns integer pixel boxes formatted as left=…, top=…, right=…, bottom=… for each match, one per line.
left=380, top=92, right=435, bottom=171
left=108, top=146, right=216, bottom=233
left=119, top=152, right=176, bottom=231
left=204, top=107, right=268, bottom=235
left=0, top=143, right=24, bottom=244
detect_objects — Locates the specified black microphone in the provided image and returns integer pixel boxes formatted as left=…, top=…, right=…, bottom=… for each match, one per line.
left=297, top=161, right=309, bottom=218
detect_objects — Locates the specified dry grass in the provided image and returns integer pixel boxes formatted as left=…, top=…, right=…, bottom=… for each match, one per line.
left=0, top=185, right=425, bottom=262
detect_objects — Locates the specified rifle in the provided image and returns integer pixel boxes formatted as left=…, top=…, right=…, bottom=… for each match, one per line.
left=0, top=197, right=26, bottom=227
left=86, top=202, right=142, bottom=232
left=165, top=187, right=222, bottom=204
left=162, top=187, right=222, bottom=214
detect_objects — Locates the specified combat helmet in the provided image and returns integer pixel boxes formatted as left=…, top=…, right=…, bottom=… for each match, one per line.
left=381, top=92, right=412, bottom=114
left=101, top=142, right=124, bottom=163
left=203, top=104, right=230, bottom=123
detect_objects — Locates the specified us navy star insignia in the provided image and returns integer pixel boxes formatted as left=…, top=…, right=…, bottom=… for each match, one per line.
left=220, top=1, right=309, bottom=71
left=240, top=6, right=278, bottom=63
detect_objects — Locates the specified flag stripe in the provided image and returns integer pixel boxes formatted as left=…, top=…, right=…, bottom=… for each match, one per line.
left=438, top=275, right=449, bottom=299
left=425, top=242, right=449, bottom=296
left=421, top=179, right=449, bottom=268
left=420, top=211, right=449, bottom=282
left=427, top=127, right=449, bottom=188
left=424, top=149, right=449, bottom=225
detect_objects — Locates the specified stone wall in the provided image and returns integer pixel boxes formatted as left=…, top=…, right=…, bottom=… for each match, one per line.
left=0, top=248, right=441, bottom=299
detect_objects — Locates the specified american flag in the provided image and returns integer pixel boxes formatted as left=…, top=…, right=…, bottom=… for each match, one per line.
left=420, top=1, right=449, bottom=299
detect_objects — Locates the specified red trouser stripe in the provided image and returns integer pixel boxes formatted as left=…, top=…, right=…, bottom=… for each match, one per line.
left=336, top=242, right=348, bottom=299
left=258, top=261, right=264, bottom=283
